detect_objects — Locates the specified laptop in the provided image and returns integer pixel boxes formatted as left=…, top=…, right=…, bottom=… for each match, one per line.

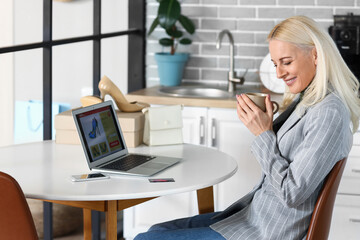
left=72, top=100, right=181, bottom=177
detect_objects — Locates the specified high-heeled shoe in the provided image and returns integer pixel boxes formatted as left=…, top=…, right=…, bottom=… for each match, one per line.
left=98, top=75, right=150, bottom=112
left=89, top=117, right=100, bottom=138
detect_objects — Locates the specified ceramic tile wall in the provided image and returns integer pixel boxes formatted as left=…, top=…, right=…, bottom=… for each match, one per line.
left=145, top=0, right=360, bottom=87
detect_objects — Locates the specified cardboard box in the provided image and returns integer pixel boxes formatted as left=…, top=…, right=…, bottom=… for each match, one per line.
left=54, top=108, right=144, bottom=147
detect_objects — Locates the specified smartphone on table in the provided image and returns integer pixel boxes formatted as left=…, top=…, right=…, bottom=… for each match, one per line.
left=71, top=173, right=109, bottom=182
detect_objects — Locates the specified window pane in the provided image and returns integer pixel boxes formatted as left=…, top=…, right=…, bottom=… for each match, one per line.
left=53, top=0, right=93, bottom=40
left=102, top=0, right=129, bottom=33
left=0, top=1, right=13, bottom=48
left=0, top=53, right=15, bottom=146
left=101, top=36, right=128, bottom=97
left=13, top=0, right=43, bottom=46
left=13, top=49, right=43, bottom=144
left=53, top=41, right=92, bottom=108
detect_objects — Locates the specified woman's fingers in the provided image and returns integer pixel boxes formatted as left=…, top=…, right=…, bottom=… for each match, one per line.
left=236, top=103, right=246, bottom=122
left=265, top=94, right=274, bottom=117
left=236, top=94, right=274, bottom=136
left=236, top=97, right=247, bottom=119
left=237, top=94, right=253, bottom=114
left=240, top=94, right=259, bottom=112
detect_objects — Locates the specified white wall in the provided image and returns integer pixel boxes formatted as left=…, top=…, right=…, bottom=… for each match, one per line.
left=0, top=0, right=14, bottom=147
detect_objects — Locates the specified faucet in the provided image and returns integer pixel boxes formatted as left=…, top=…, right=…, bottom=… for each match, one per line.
left=216, top=30, right=245, bottom=93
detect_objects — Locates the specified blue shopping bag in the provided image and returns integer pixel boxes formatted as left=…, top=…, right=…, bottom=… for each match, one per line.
left=14, top=100, right=71, bottom=144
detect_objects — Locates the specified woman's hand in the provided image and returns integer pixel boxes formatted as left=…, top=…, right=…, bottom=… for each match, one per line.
left=236, top=94, right=274, bottom=136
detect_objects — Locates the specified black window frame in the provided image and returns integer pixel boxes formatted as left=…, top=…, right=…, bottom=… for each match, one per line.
left=0, top=0, right=145, bottom=140
left=0, top=0, right=145, bottom=239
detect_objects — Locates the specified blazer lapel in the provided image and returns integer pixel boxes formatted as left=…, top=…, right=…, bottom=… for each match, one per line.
left=276, top=105, right=305, bottom=142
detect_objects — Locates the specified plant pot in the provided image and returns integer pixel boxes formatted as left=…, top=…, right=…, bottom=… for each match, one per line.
left=155, top=53, right=189, bottom=86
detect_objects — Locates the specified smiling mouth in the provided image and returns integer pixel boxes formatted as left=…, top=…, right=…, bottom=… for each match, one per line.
left=284, top=77, right=296, bottom=86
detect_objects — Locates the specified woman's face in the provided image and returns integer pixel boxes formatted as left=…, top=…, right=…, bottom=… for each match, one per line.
left=269, top=39, right=317, bottom=94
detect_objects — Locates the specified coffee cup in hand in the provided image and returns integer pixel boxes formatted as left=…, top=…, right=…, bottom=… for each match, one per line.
left=245, top=93, right=279, bottom=114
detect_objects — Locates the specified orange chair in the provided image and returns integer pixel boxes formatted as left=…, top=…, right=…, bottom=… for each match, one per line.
left=306, top=158, right=347, bottom=240
left=0, top=172, right=38, bottom=240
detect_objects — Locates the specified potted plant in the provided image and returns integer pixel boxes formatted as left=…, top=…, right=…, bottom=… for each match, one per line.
left=148, top=0, right=195, bottom=86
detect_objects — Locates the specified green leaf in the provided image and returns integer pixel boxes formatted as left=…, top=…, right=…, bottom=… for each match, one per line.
left=179, top=38, right=192, bottom=45
left=166, top=28, right=183, bottom=38
left=158, top=0, right=180, bottom=30
left=148, top=17, right=159, bottom=36
left=179, top=15, right=195, bottom=34
left=159, top=38, right=174, bottom=46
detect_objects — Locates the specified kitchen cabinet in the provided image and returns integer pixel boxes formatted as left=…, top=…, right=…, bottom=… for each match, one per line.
left=123, top=103, right=360, bottom=239
left=204, top=107, right=262, bottom=209
left=124, top=88, right=360, bottom=239
left=123, top=106, right=262, bottom=239
left=329, top=194, right=360, bottom=240
left=329, top=129, right=360, bottom=239
left=183, top=107, right=263, bottom=210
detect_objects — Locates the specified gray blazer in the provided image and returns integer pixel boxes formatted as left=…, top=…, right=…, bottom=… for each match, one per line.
left=211, top=92, right=353, bottom=240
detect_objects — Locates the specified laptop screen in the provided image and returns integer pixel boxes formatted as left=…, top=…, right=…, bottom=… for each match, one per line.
left=75, top=105, right=125, bottom=162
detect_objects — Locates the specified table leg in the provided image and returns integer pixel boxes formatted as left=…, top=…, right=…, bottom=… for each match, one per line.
left=106, top=200, right=118, bottom=240
left=91, top=211, right=101, bottom=239
left=43, top=202, right=53, bottom=240
left=197, top=186, right=214, bottom=214
left=83, top=209, right=92, bottom=240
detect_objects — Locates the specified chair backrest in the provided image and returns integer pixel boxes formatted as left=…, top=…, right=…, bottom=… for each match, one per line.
left=306, top=158, right=347, bottom=240
left=0, top=172, right=38, bottom=240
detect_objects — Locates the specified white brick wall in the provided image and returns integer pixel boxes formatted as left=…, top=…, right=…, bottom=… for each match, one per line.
left=146, top=0, right=360, bottom=87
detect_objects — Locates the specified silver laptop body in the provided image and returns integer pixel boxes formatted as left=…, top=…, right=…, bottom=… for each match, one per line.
left=72, top=101, right=180, bottom=177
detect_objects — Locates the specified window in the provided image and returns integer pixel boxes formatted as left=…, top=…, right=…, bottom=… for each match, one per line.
left=0, top=2, right=145, bottom=237
left=0, top=0, right=145, bottom=144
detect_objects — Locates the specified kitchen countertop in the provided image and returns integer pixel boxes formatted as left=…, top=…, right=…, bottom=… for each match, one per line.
left=126, top=85, right=284, bottom=109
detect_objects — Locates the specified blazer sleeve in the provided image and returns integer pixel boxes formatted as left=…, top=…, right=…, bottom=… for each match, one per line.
left=251, top=105, right=348, bottom=208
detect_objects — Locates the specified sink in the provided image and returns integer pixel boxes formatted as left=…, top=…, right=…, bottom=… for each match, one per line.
left=158, top=86, right=234, bottom=99
left=158, top=85, right=262, bottom=99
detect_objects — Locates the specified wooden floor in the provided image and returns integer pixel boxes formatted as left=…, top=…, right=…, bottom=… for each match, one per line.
left=41, top=218, right=124, bottom=240
left=52, top=229, right=83, bottom=240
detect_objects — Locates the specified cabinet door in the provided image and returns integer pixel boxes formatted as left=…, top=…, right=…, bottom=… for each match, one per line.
left=207, top=108, right=262, bottom=211
left=182, top=107, right=208, bottom=145
left=338, top=155, right=360, bottom=195
left=349, top=130, right=360, bottom=157
left=329, top=194, right=360, bottom=240
left=329, top=126, right=360, bottom=240
left=123, top=107, right=207, bottom=240
left=123, top=192, right=198, bottom=239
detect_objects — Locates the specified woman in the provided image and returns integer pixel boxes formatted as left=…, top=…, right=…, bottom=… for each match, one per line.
left=134, top=16, right=360, bottom=240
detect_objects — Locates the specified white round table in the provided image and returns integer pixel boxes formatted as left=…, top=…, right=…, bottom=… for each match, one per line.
left=0, top=141, right=237, bottom=240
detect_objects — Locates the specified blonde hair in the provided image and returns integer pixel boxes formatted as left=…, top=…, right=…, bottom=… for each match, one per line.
left=268, top=15, right=360, bottom=133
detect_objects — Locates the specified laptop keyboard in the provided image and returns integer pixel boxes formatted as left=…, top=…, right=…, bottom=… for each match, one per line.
left=102, top=154, right=156, bottom=172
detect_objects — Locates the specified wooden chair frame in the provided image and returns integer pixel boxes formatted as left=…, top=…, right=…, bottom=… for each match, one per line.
left=306, top=158, right=347, bottom=240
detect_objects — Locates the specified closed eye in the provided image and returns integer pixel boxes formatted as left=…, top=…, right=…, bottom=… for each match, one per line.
left=273, top=61, right=291, bottom=68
